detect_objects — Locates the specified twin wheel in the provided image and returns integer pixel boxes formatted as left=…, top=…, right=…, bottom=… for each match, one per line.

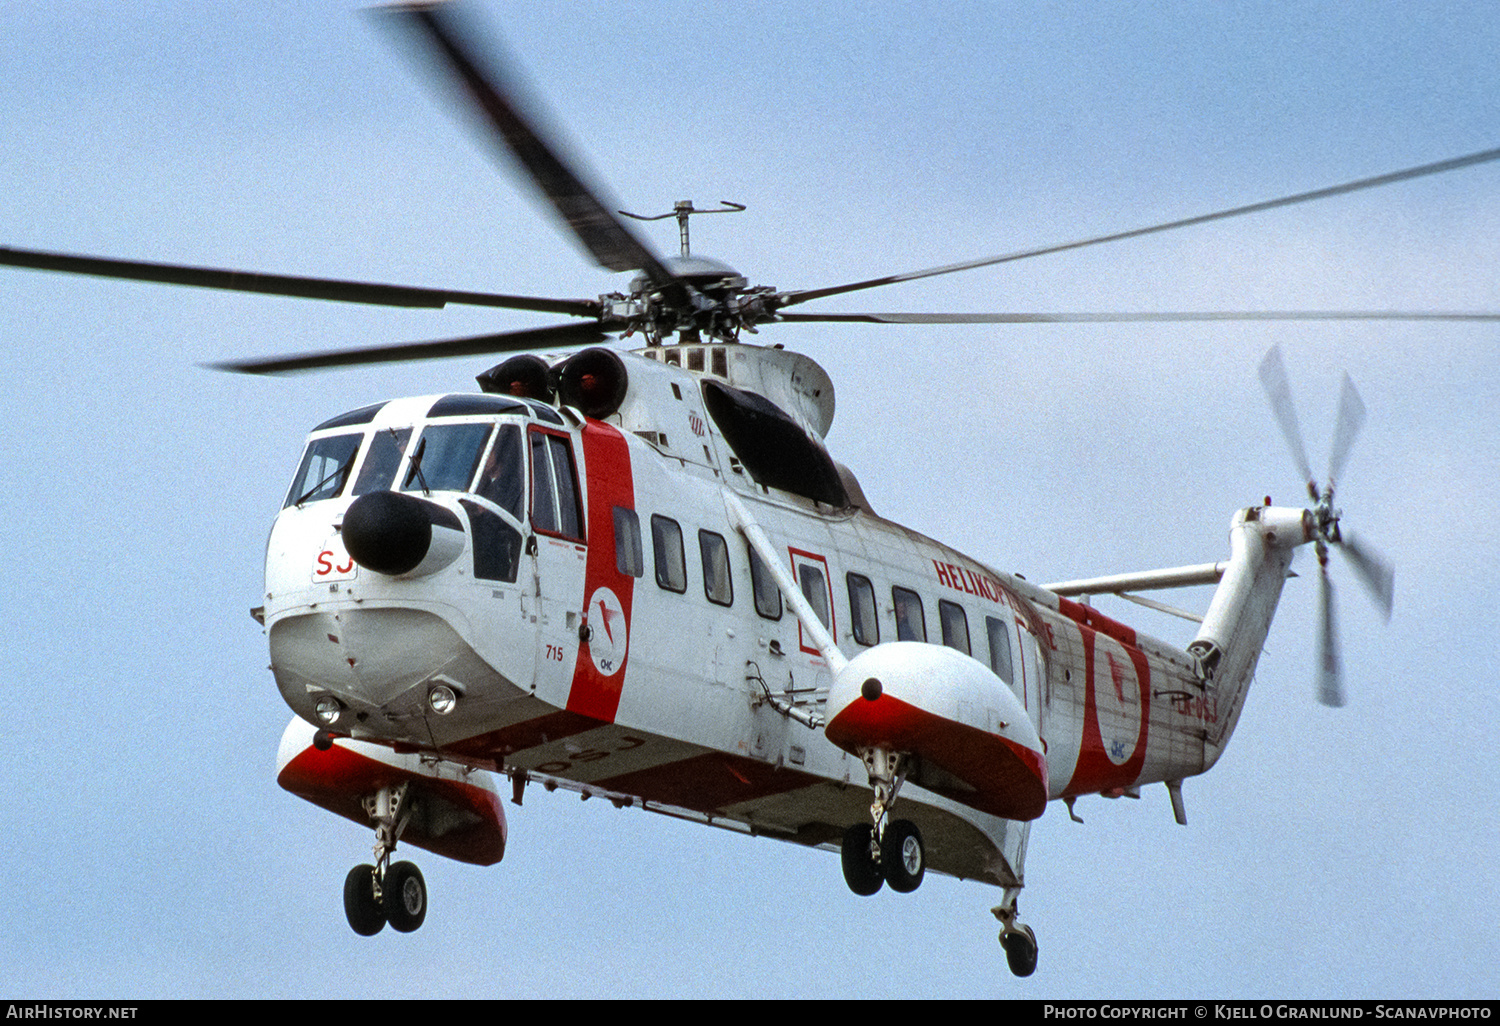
left=840, top=819, right=925, bottom=896
left=341, top=781, right=428, bottom=936
left=343, top=860, right=427, bottom=936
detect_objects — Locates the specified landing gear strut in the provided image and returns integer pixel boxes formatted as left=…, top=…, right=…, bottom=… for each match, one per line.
left=993, top=889, right=1038, bottom=977
left=341, top=782, right=429, bottom=936
left=839, top=748, right=925, bottom=896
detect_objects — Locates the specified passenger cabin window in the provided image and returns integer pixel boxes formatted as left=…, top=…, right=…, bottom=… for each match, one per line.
left=529, top=428, right=584, bottom=541
left=699, top=531, right=733, bottom=606
left=475, top=424, right=525, bottom=520
left=748, top=546, right=781, bottom=620
left=285, top=433, right=360, bottom=507
left=847, top=573, right=879, bottom=646
left=985, top=615, right=1014, bottom=683
left=614, top=507, right=644, bottom=578
left=403, top=422, right=492, bottom=494
left=352, top=428, right=410, bottom=497
left=799, top=565, right=831, bottom=629
left=939, top=599, right=971, bottom=655
left=652, top=515, right=687, bottom=593
left=893, top=586, right=926, bottom=642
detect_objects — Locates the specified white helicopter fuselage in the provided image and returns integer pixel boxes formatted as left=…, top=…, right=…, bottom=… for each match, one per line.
left=264, top=343, right=1308, bottom=902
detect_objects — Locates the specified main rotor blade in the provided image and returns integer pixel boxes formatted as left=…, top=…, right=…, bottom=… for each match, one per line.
left=1258, top=345, right=1315, bottom=494
left=1337, top=533, right=1395, bottom=621
left=1327, top=372, right=1367, bottom=487
left=775, top=310, right=1500, bottom=325
left=778, top=145, right=1500, bottom=308
left=0, top=244, right=598, bottom=316
left=1317, top=571, right=1344, bottom=708
left=208, top=320, right=616, bottom=375
left=379, top=3, right=688, bottom=304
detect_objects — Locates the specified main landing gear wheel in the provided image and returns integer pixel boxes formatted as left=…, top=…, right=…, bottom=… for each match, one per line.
left=841, top=823, right=884, bottom=896
left=881, top=819, right=925, bottom=893
left=383, top=860, right=427, bottom=933
left=343, top=864, right=386, bottom=936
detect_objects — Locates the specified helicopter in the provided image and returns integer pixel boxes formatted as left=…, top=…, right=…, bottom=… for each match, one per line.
left=3, top=2, right=1495, bottom=982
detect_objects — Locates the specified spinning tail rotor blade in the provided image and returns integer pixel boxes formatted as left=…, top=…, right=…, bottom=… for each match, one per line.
left=1327, top=372, right=1367, bottom=488
left=1258, top=345, right=1316, bottom=496
left=1317, top=572, right=1344, bottom=708
left=1258, top=349, right=1397, bottom=706
left=1338, top=533, right=1395, bottom=621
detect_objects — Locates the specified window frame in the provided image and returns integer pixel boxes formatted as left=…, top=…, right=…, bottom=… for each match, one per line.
left=614, top=507, right=644, bottom=578
left=285, top=432, right=362, bottom=508
left=748, top=544, right=782, bottom=620
left=698, top=530, right=733, bottom=607
left=938, top=599, right=972, bottom=655
left=892, top=585, right=927, bottom=642
left=528, top=426, right=585, bottom=543
left=985, top=615, right=1015, bottom=683
left=847, top=572, right=879, bottom=646
left=651, top=514, right=687, bottom=593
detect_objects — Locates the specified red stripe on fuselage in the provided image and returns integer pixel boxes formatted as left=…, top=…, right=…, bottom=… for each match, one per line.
left=565, top=420, right=636, bottom=722
left=1057, top=597, right=1138, bottom=649
left=1060, top=623, right=1153, bottom=796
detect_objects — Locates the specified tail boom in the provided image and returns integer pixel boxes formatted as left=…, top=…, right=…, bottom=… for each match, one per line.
left=1187, top=505, right=1312, bottom=764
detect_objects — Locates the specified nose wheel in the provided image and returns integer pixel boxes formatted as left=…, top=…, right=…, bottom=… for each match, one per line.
left=341, top=782, right=430, bottom=936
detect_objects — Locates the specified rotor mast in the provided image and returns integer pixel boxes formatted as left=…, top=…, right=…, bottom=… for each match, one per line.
left=619, top=200, right=746, bottom=259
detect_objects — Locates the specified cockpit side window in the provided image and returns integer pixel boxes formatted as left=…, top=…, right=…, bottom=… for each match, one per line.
left=530, top=427, right=584, bottom=541
left=285, top=433, right=361, bottom=508
left=352, top=428, right=410, bottom=497
left=475, top=424, right=524, bottom=520
left=403, top=422, right=493, bottom=494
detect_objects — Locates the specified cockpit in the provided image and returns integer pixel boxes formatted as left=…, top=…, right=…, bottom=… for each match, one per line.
left=282, top=394, right=562, bottom=514
left=279, top=393, right=578, bottom=586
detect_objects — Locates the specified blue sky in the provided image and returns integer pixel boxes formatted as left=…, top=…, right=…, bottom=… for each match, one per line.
left=2, top=1, right=1497, bottom=999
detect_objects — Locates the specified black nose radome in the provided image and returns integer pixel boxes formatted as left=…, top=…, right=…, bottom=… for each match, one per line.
left=342, top=490, right=433, bottom=576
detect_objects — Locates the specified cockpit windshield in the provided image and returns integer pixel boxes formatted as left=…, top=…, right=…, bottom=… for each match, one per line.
left=352, top=428, right=411, bottom=497
left=284, top=433, right=361, bottom=508
left=402, top=422, right=493, bottom=494
left=283, top=410, right=528, bottom=510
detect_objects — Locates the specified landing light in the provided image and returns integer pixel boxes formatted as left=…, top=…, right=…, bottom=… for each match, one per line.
left=314, top=695, right=342, bottom=725
left=428, top=684, right=458, bottom=716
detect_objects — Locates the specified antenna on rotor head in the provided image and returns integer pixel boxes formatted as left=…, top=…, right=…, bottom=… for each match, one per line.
left=619, top=200, right=746, bottom=257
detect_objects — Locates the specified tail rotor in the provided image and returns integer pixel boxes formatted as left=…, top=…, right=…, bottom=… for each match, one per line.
left=1258, top=346, right=1395, bottom=706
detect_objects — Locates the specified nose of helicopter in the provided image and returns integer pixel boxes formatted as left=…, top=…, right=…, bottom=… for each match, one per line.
left=342, top=490, right=466, bottom=577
